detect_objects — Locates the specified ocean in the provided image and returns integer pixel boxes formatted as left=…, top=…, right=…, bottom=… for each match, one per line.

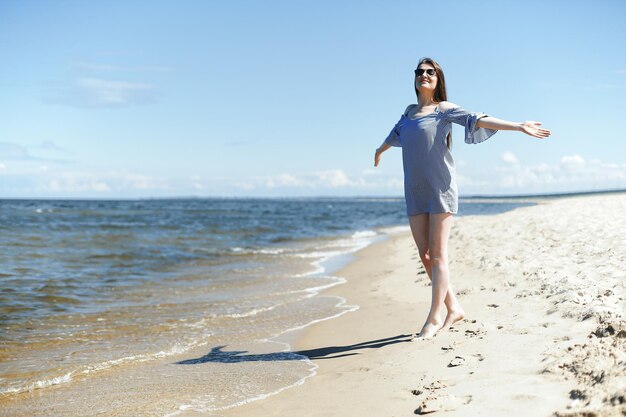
left=0, top=197, right=535, bottom=415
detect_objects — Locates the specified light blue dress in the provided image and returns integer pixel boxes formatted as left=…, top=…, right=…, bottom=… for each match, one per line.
left=384, top=104, right=497, bottom=216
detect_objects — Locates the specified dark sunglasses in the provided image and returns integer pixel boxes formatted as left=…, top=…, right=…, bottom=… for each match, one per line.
left=414, top=68, right=436, bottom=77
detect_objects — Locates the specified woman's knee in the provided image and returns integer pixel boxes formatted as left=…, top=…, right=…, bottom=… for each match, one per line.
left=418, top=248, right=430, bottom=263
left=428, top=251, right=448, bottom=267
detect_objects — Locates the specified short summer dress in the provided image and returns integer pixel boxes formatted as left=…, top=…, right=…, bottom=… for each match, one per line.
left=384, top=104, right=498, bottom=216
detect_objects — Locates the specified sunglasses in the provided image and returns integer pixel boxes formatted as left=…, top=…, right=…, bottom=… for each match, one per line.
left=414, top=68, right=436, bottom=77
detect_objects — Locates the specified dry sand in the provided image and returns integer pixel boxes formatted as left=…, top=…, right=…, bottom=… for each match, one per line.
left=212, top=192, right=626, bottom=417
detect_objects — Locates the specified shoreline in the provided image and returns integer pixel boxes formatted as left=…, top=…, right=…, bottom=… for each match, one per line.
left=0, top=222, right=401, bottom=416
left=216, top=192, right=625, bottom=417
left=1, top=193, right=623, bottom=416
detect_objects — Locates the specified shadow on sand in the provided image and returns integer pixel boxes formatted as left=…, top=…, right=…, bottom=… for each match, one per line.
left=174, top=334, right=414, bottom=364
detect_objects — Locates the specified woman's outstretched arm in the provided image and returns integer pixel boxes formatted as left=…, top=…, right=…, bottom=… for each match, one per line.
left=374, top=142, right=391, bottom=167
left=476, top=116, right=551, bottom=139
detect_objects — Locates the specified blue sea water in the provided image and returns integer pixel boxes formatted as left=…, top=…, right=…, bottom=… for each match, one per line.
left=0, top=197, right=536, bottom=413
left=0, top=197, right=533, bottom=323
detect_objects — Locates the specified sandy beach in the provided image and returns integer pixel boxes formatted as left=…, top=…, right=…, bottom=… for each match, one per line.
left=1, top=193, right=624, bottom=417
left=212, top=192, right=625, bottom=417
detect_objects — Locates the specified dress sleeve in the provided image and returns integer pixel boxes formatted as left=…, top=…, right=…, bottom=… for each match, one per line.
left=443, top=106, right=498, bottom=144
left=384, top=114, right=406, bottom=147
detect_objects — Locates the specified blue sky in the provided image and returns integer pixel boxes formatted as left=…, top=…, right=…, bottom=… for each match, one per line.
left=1, top=0, right=625, bottom=198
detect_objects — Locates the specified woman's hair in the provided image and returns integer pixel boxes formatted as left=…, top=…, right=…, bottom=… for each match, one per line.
left=415, top=57, right=452, bottom=149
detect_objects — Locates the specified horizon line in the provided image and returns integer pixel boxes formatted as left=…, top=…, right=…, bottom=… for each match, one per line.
left=1, top=188, right=626, bottom=201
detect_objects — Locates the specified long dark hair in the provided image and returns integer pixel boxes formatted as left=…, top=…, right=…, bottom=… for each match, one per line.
left=415, top=57, right=452, bottom=149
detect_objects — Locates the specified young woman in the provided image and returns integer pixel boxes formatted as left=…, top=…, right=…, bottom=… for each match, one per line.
left=374, top=57, right=550, bottom=340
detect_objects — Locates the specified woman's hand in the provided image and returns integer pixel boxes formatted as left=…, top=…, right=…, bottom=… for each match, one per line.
left=519, top=121, right=551, bottom=139
left=374, top=143, right=391, bottom=166
left=374, top=147, right=383, bottom=167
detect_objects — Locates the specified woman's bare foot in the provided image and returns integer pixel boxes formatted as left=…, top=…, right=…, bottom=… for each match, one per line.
left=411, top=321, right=443, bottom=341
left=441, top=309, right=465, bottom=331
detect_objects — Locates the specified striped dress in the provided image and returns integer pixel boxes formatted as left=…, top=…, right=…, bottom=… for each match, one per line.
left=384, top=104, right=497, bottom=216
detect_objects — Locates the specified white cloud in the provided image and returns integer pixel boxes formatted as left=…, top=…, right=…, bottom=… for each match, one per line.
left=560, top=154, right=585, bottom=169
left=0, top=142, right=31, bottom=160
left=189, top=175, right=206, bottom=190
left=361, top=168, right=380, bottom=176
left=113, top=171, right=164, bottom=190
left=0, top=141, right=73, bottom=164
left=456, top=173, right=489, bottom=188
left=246, top=169, right=402, bottom=192
left=36, top=141, right=68, bottom=153
left=43, top=177, right=111, bottom=193
left=4, top=156, right=623, bottom=198
left=81, top=77, right=157, bottom=106
left=316, top=169, right=351, bottom=187
left=233, top=181, right=255, bottom=190
left=73, top=62, right=171, bottom=73
left=487, top=155, right=626, bottom=193
left=46, top=77, right=158, bottom=108
left=0, top=168, right=171, bottom=196
left=45, top=57, right=166, bottom=109
left=501, top=151, right=519, bottom=165
left=266, top=173, right=301, bottom=188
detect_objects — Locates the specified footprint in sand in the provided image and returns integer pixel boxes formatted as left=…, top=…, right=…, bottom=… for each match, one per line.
left=464, top=329, right=486, bottom=338
left=447, top=356, right=465, bottom=367
left=463, top=325, right=487, bottom=338
left=415, top=394, right=472, bottom=414
left=411, top=379, right=438, bottom=398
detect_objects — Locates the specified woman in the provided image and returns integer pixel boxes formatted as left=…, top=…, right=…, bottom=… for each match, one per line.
left=374, top=57, right=550, bottom=340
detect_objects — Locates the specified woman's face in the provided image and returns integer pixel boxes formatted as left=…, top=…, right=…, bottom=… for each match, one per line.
left=415, top=64, right=437, bottom=93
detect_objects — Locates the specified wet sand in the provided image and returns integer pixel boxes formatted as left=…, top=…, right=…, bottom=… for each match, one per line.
left=214, top=192, right=626, bottom=417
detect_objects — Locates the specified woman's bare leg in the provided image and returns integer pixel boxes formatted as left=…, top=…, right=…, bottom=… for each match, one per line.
left=420, top=212, right=453, bottom=338
left=408, top=214, right=464, bottom=337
